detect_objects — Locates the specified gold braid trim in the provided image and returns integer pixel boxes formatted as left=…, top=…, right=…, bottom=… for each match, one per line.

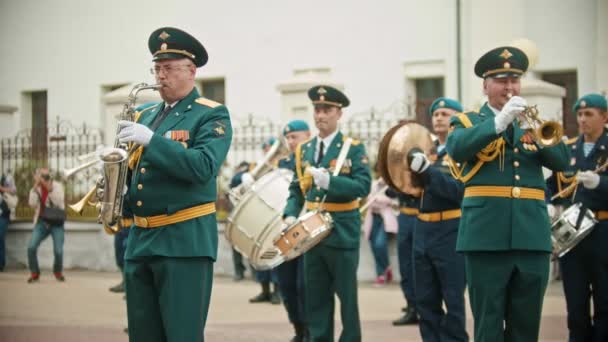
left=447, top=113, right=506, bottom=183
left=556, top=171, right=577, bottom=198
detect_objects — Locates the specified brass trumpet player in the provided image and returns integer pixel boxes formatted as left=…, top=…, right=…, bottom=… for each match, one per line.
left=446, top=45, right=570, bottom=341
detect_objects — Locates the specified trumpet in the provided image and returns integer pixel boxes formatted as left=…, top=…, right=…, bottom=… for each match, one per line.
left=63, top=158, right=100, bottom=178
left=68, top=185, right=99, bottom=214
left=508, top=93, right=563, bottom=147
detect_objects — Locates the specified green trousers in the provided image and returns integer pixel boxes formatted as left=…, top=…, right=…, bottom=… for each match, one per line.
left=464, top=251, right=550, bottom=342
left=124, top=256, right=214, bottom=342
left=305, top=244, right=361, bottom=342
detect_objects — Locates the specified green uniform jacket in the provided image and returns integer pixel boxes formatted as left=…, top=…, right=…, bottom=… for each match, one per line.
left=446, top=103, right=570, bottom=252
left=125, top=88, right=232, bottom=261
left=283, top=132, right=371, bottom=249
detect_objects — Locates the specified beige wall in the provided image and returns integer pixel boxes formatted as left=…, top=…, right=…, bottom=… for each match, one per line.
left=0, top=0, right=604, bottom=136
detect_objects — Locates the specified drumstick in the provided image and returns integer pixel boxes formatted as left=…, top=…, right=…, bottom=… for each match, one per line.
left=318, top=138, right=353, bottom=209
left=550, top=160, right=608, bottom=200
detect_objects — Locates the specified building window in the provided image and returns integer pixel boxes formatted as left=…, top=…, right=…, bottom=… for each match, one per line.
left=196, top=78, right=226, bottom=104
left=541, top=71, right=578, bottom=138
left=27, top=90, right=48, bottom=162
left=415, top=78, right=444, bottom=129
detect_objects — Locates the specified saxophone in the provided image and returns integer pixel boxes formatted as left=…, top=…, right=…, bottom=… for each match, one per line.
left=96, top=83, right=160, bottom=232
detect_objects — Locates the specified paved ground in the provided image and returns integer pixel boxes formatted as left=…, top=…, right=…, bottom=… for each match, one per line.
left=0, top=269, right=568, bottom=341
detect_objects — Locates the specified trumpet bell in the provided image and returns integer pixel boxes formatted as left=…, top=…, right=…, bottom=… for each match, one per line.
left=377, top=122, right=433, bottom=195
left=68, top=185, right=98, bottom=214
left=537, top=121, right=564, bottom=147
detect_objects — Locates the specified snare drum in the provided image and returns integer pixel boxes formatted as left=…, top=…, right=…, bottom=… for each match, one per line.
left=551, top=202, right=598, bottom=257
left=225, top=168, right=293, bottom=270
left=273, top=210, right=333, bottom=260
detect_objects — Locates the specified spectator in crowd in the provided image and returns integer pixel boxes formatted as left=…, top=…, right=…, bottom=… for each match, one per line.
left=0, top=172, right=17, bottom=271
left=27, top=168, right=66, bottom=283
left=362, top=168, right=397, bottom=286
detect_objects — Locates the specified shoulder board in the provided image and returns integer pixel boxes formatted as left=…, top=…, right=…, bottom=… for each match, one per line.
left=341, top=135, right=360, bottom=145
left=134, top=103, right=160, bottom=123
left=453, top=112, right=474, bottom=128
left=566, top=137, right=578, bottom=145
left=195, top=97, right=222, bottom=108
left=299, top=138, right=313, bottom=148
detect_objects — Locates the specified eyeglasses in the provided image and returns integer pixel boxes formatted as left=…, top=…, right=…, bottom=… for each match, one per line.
left=149, top=63, right=192, bottom=76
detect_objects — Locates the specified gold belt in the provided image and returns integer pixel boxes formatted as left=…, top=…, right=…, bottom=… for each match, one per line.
left=464, top=186, right=545, bottom=200
left=417, top=209, right=461, bottom=222
left=400, top=207, right=419, bottom=215
left=595, top=211, right=608, bottom=220
left=120, top=218, right=134, bottom=228
left=305, top=200, right=360, bottom=212
left=134, top=202, right=216, bottom=228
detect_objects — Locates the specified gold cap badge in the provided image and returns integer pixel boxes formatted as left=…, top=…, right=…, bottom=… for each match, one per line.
left=499, top=49, right=513, bottom=59
left=439, top=100, right=445, bottom=107
left=581, top=100, right=587, bottom=108
left=160, top=43, right=168, bottom=51
left=504, top=61, right=511, bottom=69
left=159, top=31, right=170, bottom=40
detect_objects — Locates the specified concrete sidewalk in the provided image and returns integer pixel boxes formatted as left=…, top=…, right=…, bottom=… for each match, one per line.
left=0, top=269, right=568, bottom=341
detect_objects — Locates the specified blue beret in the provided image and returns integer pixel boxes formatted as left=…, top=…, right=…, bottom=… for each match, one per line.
left=429, top=97, right=463, bottom=116
left=262, top=137, right=277, bottom=149
left=573, top=93, right=608, bottom=113
left=283, top=120, right=310, bottom=136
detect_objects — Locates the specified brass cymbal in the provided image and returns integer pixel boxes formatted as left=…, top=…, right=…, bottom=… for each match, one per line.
left=377, top=122, right=433, bottom=195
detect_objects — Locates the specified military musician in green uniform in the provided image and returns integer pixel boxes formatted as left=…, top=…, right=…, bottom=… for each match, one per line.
left=446, top=46, right=570, bottom=341
left=117, top=27, right=232, bottom=342
left=283, top=85, right=371, bottom=342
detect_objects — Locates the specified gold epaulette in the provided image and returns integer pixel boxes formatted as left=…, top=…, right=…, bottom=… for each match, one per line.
left=342, top=135, right=360, bottom=145
left=566, top=137, right=578, bottom=145
left=195, top=97, right=222, bottom=108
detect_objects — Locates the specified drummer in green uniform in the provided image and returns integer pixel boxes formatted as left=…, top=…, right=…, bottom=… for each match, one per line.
left=283, top=85, right=371, bottom=341
left=117, top=27, right=232, bottom=342
left=445, top=46, right=570, bottom=341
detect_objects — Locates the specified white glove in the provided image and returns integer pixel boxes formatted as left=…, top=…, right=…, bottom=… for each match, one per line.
left=546, top=204, right=556, bottom=219
left=494, top=96, right=527, bottom=134
left=407, top=151, right=430, bottom=173
left=282, top=216, right=297, bottom=232
left=241, top=172, right=255, bottom=187
left=117, top=121, right=154, bottom=146
left=308, top=166, right=330, bottom=190
left=577, top=171, right=600, bottom=189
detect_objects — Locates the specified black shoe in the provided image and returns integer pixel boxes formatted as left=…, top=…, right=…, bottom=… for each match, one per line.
left=290, top=324, right=308, bottom=342
left=270, top=291, right=281, bottom=305
left=392, top=308, right=419, bottom=326
left=123, top=327, right=128, bottom=334
left=109, top=281, right=125, bottom=293
left=27, top=276, right=40, bottom=284
left=233, top=273, right=244, bottom=281
left=249, top=292, right=271, bottom=303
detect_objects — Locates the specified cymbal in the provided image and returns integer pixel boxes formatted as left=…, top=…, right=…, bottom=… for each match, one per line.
left=377, top=122, right=433, bottom=195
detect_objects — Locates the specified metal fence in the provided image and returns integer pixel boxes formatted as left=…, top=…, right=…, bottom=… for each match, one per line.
left=1, top=99, right=419, bottom=222
left=1, top=117, right=104, bottom=221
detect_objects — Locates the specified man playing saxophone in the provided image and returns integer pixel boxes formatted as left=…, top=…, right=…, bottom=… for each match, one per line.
left=116, top=27, right=232, bottom=342
left=446, top=45, right=570, bottom=341
left=547, top=93, right=608, bottom=341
